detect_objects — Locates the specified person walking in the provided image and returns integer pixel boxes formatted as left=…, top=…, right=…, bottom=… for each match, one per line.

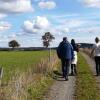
left=71, top=39, right=79, bottom=75
left=91, top=37, right=100, bottom=76
left=57, top=37, right=74, bottom=80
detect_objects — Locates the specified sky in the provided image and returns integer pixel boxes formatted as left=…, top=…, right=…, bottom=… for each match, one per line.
left=0, top=0, right=100, bottom=47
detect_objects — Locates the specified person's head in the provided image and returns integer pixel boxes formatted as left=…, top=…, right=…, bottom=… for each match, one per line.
left=63, top=37, right=67, bottom=42
left=71, top=39, right=75, bottom=44
left=95, top=37, right=100, bottom=43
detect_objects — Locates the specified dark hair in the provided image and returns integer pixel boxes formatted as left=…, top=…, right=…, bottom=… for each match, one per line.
left=71, top=39, right=75, bottom=44
left=63, top=37, right=67, bottom=42
left=71, top=39, right=79, bottom=52
left=95, top=37, right=99, bottom=43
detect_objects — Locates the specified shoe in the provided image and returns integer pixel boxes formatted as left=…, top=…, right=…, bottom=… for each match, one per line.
left=65, top=76, right=68, bottom=81
left=96, top=74, right=100, bottom=76
left=70, top=72, right=74, bottom=76
left=96, top=72, right=100, bottom=76
left=96, top=74, right=99, bottom=76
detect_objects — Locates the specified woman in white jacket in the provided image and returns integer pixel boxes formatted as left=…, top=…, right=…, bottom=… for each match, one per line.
left=71, top=39, right=79, bottom=75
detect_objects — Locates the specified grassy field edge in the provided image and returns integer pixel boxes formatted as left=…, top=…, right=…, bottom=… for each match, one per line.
left=75, top=53, right=100, bottom=100
left=0, top=51, right=59, bottom=100
left=28, top=61, right=60, bottom=100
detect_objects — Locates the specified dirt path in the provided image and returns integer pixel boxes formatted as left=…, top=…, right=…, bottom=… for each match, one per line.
left=44, top=75, right=75, bottom=100
left=81, top=52, right=100, bottom=91
left=44, top=52, right=100, bottom=100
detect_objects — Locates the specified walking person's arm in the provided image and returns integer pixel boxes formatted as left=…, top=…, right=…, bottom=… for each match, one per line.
left=90, top=44, right=96, bottom=58
left=90, top=48, right=95, bottom=58
left=57, top=42, right=62, bottom=59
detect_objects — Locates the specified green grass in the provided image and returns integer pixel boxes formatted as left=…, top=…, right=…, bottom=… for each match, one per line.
left=29, top=60, right=60, bottom=100
left=27, top=75, right=54, bottom=100
left=75, top=53, right=100, bottom=100
left=0, top=51, right=53, bottom=82
left=0, top=50, right=59, bottom=100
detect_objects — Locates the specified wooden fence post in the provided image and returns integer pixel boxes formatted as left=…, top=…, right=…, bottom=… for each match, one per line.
left=0, top=67, right=3, bottom=86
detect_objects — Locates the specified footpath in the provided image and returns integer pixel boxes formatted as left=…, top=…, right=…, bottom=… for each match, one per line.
left=44, top=74, right=75, bottom=100
left=44, top=52, right=100, bottom=100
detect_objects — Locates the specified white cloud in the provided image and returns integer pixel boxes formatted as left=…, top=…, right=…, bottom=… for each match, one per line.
left=0, top=13, right=7, bottom=19
left=80, top=0, right=100, bottom=8
left=52, top=19, right=87, bottom=35
left=22, top=16, right=50, bottom=34
left=0, top=34, right=18, bottom=44
left=8, top=34, right=17, bottom=39
left=0, top=0, right=33, bottom=13
left=61, top=28, right=69, bottom=33
left=23, top=20, right=36, bottom=34
left=38, top=1, right=56, bottom=9
left=64, top=19, right=86, bottom=28
left=0, top=39, right=9, bottom=42
left=21, top=15, right=100, bottom=46
left=0, top=21, right=11, bottom=32
left=34, top=16, right=50, bottom=29
left=22, top=16, right=71, bottom=40
left=73, top=26, right=100, bottom=34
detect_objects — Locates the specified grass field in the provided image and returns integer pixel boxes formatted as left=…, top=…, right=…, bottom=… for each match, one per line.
left=75, top=53, right=100, bottom=100
left=0, top=50, right=59, bottom=100
left=1, top=50, right=100, bottom=100
left=0, top=51, right=51, bottom=81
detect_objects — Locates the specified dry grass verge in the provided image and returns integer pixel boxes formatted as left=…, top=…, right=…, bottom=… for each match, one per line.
left=0, top=52, right=59, bottom=100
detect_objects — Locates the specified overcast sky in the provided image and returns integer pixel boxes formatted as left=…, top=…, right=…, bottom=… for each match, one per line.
left=0, top=0, right=100, bottom=47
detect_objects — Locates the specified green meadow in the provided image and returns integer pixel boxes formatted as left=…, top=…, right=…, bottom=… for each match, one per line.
left=0, top=51, right=49, bottom=81
left=1, top=51, right=100, bottom=100
left=0, top=50, right=58, bottom=100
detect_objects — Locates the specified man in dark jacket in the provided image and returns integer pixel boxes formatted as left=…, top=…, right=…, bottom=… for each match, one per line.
left=57, top=37, right=74, bottom=80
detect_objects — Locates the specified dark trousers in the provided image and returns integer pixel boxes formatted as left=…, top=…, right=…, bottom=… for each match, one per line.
left=95, top=56, right=100, bottom=75
left=61, top=58, right=71, bottom=78
left=71, top=64, right=77, bottom=75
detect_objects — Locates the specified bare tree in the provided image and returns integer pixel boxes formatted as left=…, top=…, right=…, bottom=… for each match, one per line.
left=42, top=32, right=55, bottom=62
left=42, top=32, right=55, bottom=48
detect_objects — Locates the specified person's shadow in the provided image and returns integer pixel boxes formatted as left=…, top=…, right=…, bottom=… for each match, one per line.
left=52, top=70, right=65, bottom=81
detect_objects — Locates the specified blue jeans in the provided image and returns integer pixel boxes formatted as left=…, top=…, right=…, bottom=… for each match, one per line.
left=61, top=58, right=71, bottom=78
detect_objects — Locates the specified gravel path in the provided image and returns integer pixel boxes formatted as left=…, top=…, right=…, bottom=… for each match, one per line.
left=44, top=52, right=100, bottom=100
left=81, top=52, right=100, bottom=91
left=44, top=74, right=75, bottom=100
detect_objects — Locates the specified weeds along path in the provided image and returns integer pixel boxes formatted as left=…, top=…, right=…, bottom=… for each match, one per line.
left=81, top=52, right=100, bottom=93
left=44, top=74, right=75, bottom=100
